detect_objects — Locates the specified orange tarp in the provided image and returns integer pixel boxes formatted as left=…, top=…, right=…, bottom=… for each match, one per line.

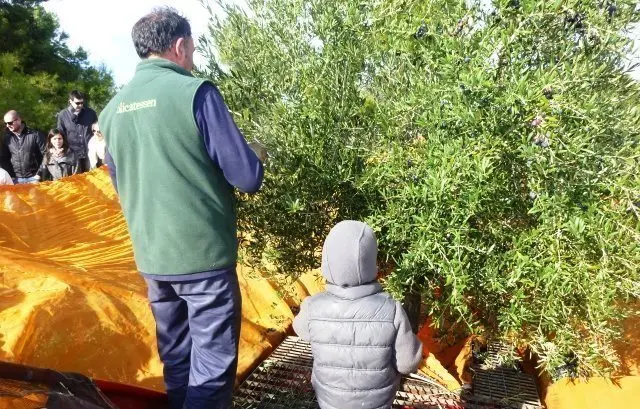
left=414, top=313, right=640, bottom=408
left=4, top=169, right=638, bottom=409
left=0, top=168, right=457, bottom=394
left=544, top=312, right=640, bottom=409
left=545, top=377, right=640, bottom=409
left=0, top=168, right=322, bottom=391
left=416, top=319, right=472, bottom=389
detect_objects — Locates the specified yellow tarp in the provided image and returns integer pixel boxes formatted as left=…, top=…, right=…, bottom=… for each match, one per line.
left=545, top=377, right=640, bottom=409
left=543, top=312, right=640, bottom=409
left=0, top=168, right=459, bottom=395
left=0, top=168, right=323, bottom=391
left=8, top=169, right=637, bottom=409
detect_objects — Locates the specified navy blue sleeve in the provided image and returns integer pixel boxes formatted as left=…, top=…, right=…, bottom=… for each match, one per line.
left=194, top=83, right=264, bottom=194
left=104, top=147, right=118, bottom=193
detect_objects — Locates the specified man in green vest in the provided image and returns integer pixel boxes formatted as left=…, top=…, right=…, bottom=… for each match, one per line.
left=99, top=7, right=265, bottom=409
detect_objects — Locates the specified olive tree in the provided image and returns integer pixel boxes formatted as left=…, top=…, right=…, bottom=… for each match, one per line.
left=201, top=0, right=640, bottom=377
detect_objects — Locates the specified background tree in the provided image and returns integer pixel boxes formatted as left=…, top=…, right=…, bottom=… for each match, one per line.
left=202, top=0, right=640, bottom=378
left=0, top=0, right=115, bottom=131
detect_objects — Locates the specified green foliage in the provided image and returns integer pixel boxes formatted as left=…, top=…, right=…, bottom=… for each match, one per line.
left=203, top=0, right=640, bottom=377
left=0, top=0, right=114, bottom=130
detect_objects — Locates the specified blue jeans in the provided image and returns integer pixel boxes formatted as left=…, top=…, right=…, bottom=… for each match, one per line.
left=14, top=176, right=39, bottom=184
left=145, top=272, right=242, bottom=409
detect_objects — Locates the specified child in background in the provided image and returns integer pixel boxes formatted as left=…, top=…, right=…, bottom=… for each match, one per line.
left=293, top=220, right=423, bottom=409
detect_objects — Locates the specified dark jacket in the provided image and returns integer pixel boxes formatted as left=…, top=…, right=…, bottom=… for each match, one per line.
left=0, top=132, right=7, bottom=174
left=1, top=125, right=46, bottom=179
left=39, top=148, right=80, bottom=181
left=56, top=106, right=98, bottom=159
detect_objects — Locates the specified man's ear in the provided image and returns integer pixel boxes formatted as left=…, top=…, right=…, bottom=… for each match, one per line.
left=174, top=37, right=186, bottom=58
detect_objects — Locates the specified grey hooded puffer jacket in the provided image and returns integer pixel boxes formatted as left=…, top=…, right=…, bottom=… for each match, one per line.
left=293, top=221, right=423, bottom=409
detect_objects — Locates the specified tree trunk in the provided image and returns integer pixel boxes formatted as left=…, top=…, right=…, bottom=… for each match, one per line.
left=402, top=291, right=422, bottom=334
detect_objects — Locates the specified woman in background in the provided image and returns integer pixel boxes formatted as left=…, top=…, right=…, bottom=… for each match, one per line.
left=88, top=121, right=106, bottom=169
left=40, top=129, right=79, bottom=181
left=0, top=167, right=13, bottom=185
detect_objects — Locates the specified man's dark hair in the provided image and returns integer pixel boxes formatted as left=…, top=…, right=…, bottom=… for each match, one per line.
left=132, top=7, right=192, bottom=59
left=69, top=90, right=85, bottom=100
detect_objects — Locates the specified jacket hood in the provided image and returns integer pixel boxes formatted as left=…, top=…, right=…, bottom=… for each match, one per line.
left=321, top=220, right=378, bottom=288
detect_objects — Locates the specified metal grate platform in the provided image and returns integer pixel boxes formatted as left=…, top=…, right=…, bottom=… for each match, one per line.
left=469, top=343, right=542, bottom=409
left=232, top=337, right=542, bottom=409
left=267, top=337, right=314, bottom=367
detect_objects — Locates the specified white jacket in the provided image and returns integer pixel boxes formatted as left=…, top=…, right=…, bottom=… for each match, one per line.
left=87, top=137, right=106, bottom=169
left=0, top=168, right=13, bottom=185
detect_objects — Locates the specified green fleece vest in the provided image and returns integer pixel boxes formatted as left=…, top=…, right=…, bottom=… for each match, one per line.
left=99, top=58, right=237, bottom=275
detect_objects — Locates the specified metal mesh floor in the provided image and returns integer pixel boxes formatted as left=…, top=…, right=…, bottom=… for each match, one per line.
left=469, top=344, right=542, bottom=409
left=232, top=337, right=542, bottom=409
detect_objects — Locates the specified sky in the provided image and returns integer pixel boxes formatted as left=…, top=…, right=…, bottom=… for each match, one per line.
left=44, top=0, right=640, bottom=85
left=43, top=0, right=218, bottom=85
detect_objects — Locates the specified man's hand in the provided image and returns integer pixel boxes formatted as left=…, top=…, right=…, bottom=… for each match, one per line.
left=248, top=141, right=268, bottom=163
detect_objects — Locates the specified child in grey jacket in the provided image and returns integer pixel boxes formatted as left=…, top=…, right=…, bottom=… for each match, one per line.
left=293, top=220, right=423, bottom=409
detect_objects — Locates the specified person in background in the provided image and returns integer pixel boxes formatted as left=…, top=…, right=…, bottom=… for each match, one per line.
left=87, top=121, right=106, bottom=169
left=0, top=167, right=13, bottom=185
left=56, top=90, right=98, bottom=172
left=39, top=129, right=79, bottom=181
left=293, top=220, right=423, bottom=409
left=99, top=7, right=265, bottom=409
left=1, top=110, right=45, bottom=184
left=0, top=131, right=10, bottom=185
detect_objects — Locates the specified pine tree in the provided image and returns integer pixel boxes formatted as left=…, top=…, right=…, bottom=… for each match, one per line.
left=0, top=0, right=115, bottom=130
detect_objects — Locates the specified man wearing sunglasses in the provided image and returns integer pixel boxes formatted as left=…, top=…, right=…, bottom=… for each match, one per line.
left=56, top=90, right=98, bottom=173
left=1, top=110, right=45, bottom=184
